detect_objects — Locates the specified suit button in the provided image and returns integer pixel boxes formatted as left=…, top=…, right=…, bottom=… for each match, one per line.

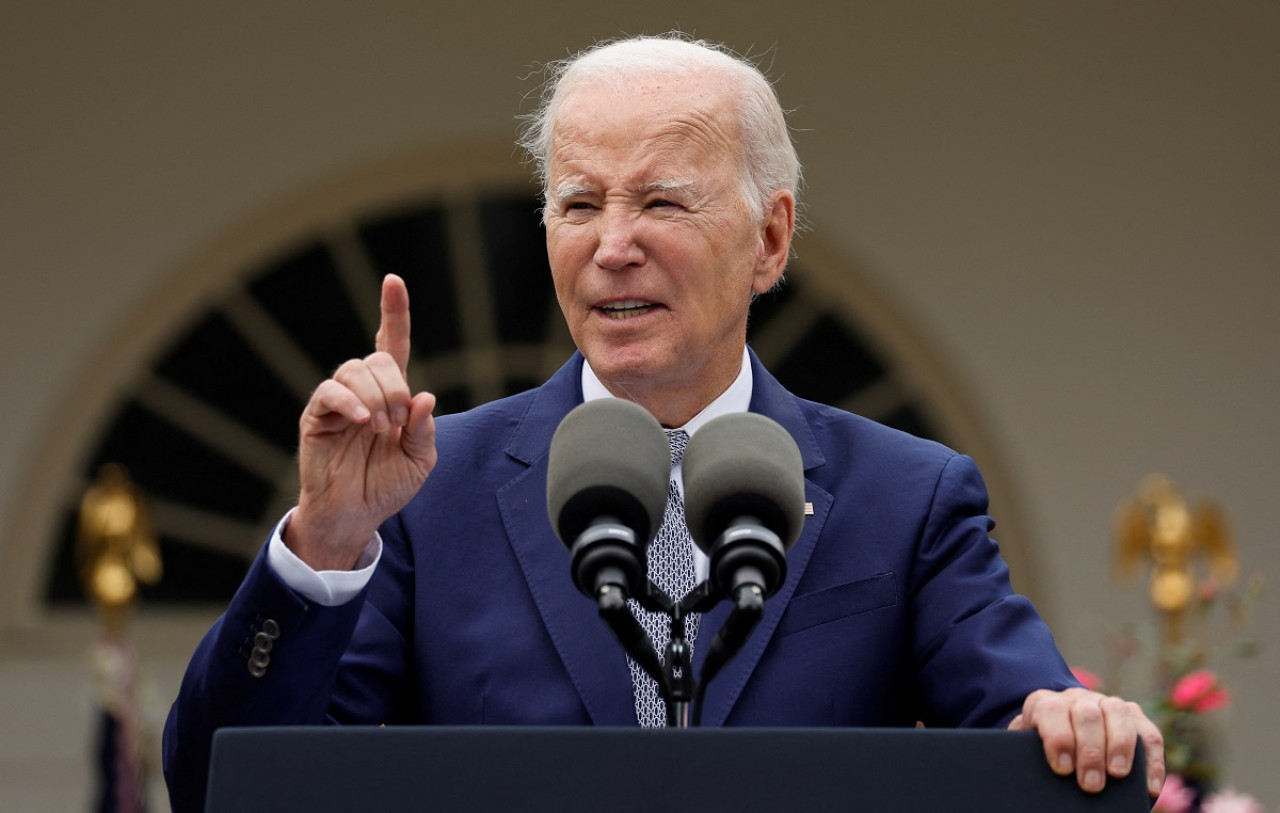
left=246, top=618, right=280, bottom=677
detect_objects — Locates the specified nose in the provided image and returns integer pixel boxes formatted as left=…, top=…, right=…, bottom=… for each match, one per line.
left=593, top=207, right=645, bottom=271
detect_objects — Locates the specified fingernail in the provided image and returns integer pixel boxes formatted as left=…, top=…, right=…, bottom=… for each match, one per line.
left=373, top=412, right=389, bottom=433
left=394, top=407, right=409, bottom=426
left=1150, top=776, right=1163, bottom=795
left=1057, top=754, right=1072, bottom=774
left=1110, top=756, right=1127, bottom=774
left=1085, top=769, right=1103, bottom=791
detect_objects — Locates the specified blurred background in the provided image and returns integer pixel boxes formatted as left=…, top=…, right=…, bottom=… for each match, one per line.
left=1, top=2, right=1275, bottom=809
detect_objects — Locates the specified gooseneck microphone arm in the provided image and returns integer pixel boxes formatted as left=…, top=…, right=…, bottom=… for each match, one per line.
left=593, top=585, right=665, bottom=697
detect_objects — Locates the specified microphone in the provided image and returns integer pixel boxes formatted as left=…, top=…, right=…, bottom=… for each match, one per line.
left=682, top=413, right=805, bottom=602
left=546, top=399, right=671, bottom=603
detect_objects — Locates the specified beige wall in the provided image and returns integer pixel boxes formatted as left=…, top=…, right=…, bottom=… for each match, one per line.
left=2, top=2, right=1276, bottom=808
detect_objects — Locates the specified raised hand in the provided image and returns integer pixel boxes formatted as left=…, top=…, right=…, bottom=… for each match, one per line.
left=285, top=274, right=438, bottom=570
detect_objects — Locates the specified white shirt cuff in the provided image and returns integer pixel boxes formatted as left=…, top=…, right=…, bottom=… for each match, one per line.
left=266, top=509, right=382, bottom=607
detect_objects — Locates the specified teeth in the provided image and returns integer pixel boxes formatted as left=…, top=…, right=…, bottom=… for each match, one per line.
left=601, top=300, right=654, bottom=319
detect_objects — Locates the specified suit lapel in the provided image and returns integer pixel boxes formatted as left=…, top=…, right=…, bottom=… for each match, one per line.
left=497, top=355, right=637, bottom=725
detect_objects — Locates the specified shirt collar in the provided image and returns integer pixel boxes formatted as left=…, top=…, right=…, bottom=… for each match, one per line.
left=580, top=347, right=753, bottom=436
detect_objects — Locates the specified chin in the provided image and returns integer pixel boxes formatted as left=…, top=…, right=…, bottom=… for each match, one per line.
left=585, top=347, right=671, bottom=387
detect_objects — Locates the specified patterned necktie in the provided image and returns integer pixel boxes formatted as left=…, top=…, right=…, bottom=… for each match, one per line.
left=628, top=428, right=701, bottom=727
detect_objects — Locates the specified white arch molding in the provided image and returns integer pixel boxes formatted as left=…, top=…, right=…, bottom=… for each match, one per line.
left=0, top=142, right=1044, bottom=655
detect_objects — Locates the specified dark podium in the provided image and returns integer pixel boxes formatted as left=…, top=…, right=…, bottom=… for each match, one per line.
left=205, top=726, right=1149, bottom=812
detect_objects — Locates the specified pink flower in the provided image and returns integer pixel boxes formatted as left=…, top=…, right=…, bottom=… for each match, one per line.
left=1201, top=788, right=1264, bottom=813
left=1153, top=774, right=1195, bottom=813
left=1170, top=669, right=1231, bottom=713
left=1193, top=685, right=1231, bottom=713
left=1070, top=666, right=1104, bottom=693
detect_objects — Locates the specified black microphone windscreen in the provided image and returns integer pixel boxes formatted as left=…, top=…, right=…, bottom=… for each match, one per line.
left=682, top=413, right=805, bottom=553
left=547, top=399, right=671, bottom=547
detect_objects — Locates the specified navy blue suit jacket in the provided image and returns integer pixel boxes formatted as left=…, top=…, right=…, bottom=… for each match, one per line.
left=163, top=350, right=1076, bottom=811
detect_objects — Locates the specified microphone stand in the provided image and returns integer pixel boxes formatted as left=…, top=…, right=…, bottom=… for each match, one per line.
left=594, top=579, right=725, bottom=728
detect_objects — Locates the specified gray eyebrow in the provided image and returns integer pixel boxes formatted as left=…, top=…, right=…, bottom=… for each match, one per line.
left=643, top=179, right=697, bottom=194
left=552, top=183, right=591, bottom=201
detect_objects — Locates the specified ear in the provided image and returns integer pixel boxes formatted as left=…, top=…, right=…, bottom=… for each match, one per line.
left=752, top=190, right=796, bottom=294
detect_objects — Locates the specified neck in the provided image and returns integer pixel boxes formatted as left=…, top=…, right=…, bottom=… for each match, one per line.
left=598, top=384, right=711, bottom=429
left=593, top=354, right=743, bottom=428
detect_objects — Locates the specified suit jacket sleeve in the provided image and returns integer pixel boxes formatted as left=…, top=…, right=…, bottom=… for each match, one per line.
left=160, top=529, right=413, bottom=813
left=905, top=453, right=1078, bottom=727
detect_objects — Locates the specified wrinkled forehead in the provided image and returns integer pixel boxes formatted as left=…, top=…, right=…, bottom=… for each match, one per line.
left=549, top=73, right=745, bottom=171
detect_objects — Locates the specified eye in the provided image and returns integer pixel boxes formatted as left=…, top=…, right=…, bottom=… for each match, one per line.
left=647, top=199, right=678, bottom=209
left=558, top=200, right=598, bottom=219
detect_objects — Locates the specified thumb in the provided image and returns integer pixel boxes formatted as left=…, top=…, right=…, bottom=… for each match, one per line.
left=401, top=391, right=438, bottom=468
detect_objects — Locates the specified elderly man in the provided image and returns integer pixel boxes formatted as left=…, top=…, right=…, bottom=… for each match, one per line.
left=163, top=35, right=1164, bottom=810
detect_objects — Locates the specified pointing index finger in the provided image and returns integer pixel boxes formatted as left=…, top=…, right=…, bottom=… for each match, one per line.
left=375, top=274, right=411, bottom=376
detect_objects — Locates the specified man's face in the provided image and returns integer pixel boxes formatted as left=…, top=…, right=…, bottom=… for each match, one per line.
left=544, top=72, right=793, bottom=420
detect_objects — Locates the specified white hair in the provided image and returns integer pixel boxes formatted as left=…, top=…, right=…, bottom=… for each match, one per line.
left=518, top=34, right=802, bottom=225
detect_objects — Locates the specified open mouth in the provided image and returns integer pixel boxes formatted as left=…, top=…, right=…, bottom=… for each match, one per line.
left=600, top=300, right=657, bottom=320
